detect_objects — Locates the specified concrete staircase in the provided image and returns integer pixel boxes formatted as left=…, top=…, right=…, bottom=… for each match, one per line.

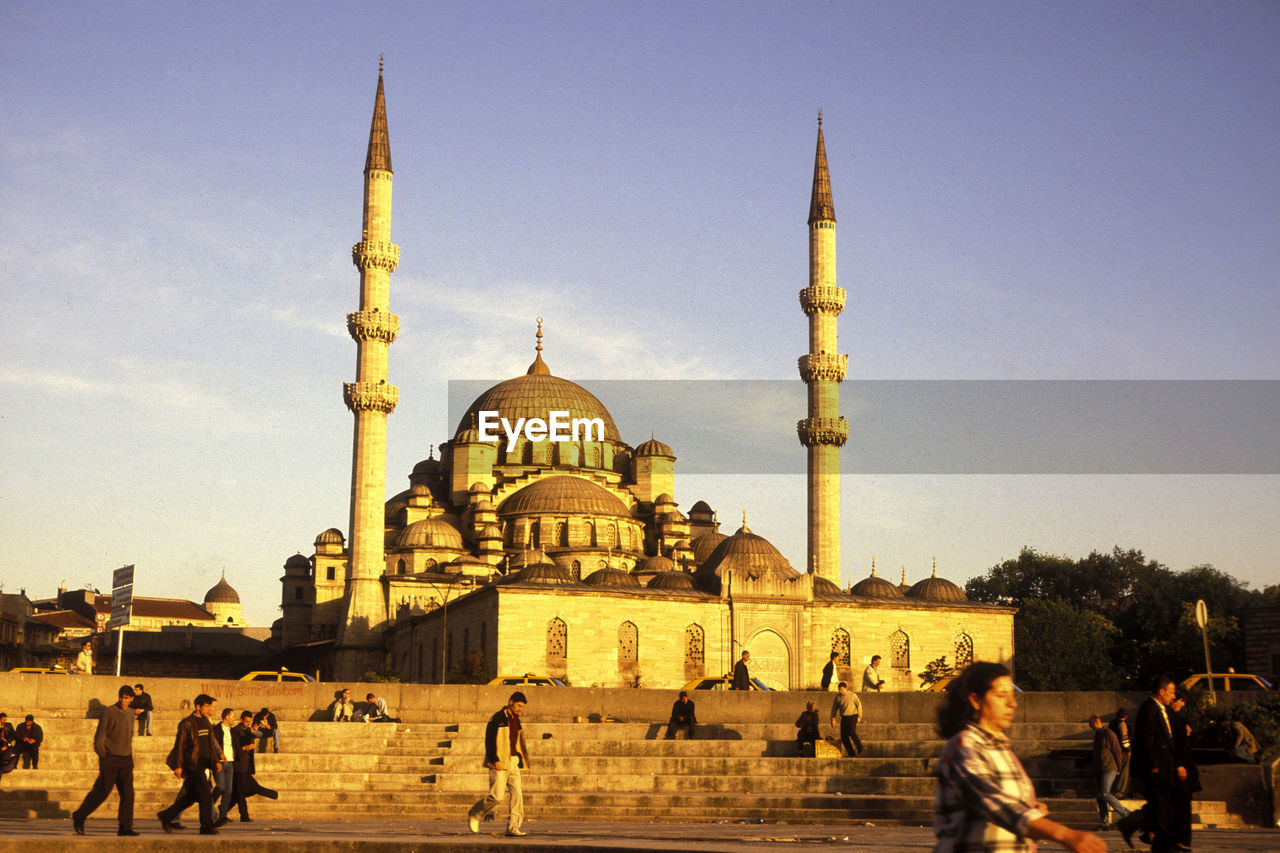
left=0, top=716, right=1113, bottom=827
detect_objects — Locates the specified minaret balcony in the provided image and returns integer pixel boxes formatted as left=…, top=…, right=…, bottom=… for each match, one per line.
left=799, top=284, right=846, bottom=316
left=343, top=381, right=399, bottom=414
left=347, top=310, right=401, bottom=343
left=797, top=353, right=847, bottom=383
left=796, top=416, right=849, bottom=448
left=351, top=240, right=400, bottom=272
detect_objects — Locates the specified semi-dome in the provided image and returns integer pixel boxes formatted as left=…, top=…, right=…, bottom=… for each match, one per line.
left=906, top=560, right=968, bottom=603
left=635, top=437, right=674, bottom=458
left=689, top=531, right=727, bottom=564
left=395, top=518, right=464, bottom=549
left=315, top=528, right=344, bottom=546
left=496, top=561, right=576, bottom=586
left=583, top=567, right=641, bottom=588
left=647, top=570, right=695, bottom=591
left=498, top=476, right=630, bottom=518
left=204, top=573, right=240, bottom=605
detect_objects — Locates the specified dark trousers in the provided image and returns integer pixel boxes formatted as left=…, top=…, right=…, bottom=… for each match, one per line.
left=665, top=719, right=694, bottom=739
left=1173, top=779, right=1195, bottom=848
left=160, top=763, right=215, bottom=829
left=231, top=769, right=278, bottom=818
left=1135, top=774, right=1175, bottom=852
left=19, top=746, right=38, bottom=769
left=839, top=714, right=863, bottom=756
left=73, top=753, right=134, bottom=830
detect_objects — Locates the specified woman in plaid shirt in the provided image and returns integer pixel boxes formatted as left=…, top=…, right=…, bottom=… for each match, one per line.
left=933, top=663, right=1105, bottom=853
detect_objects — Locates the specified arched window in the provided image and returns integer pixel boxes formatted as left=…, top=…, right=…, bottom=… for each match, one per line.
left=522, top=441, right=534, bottom=464
left=530, top=520, right=540, bottom=549
left=555, top=522, right=568, bottom=547
left=954, top=632, right=974, bottom=669
left=396, top=558, right=406, bottom=575
left=831, top=628, right=850, bottom=666
left=570, top=560, right=582, bottom=580
left=546, top=617, right=568, bottom=674
left=618, top=621, right=638, bottom=664
left=684, top=623, right=705, bottom=679
left=889, top=629, right=910, bottom=670
left=591, top=446, right=602, bottom=468
left=587, top=521, right=597, bottom=546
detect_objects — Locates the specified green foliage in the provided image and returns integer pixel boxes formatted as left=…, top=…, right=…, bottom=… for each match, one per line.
left=361, top=652, right=402, bottom=683
left=1224, top=698, right=1280, bottom=764
left=918, top=656, right=954, bottom=689
left=965, top=546, right=1269, bottom=690
left=447, top=649, right=489, bottom=685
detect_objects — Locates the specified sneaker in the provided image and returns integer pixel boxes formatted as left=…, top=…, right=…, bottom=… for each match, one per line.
left=506, top=828, right=527, bottom=837
left=467, top=813, right=480, bottom=833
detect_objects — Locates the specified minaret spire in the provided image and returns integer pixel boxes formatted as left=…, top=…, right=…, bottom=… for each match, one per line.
left=337, top=61, right=401, bottom=680
left=527, top=316, right=551, bottom=375
left=797, top=112, right=848, bottom=588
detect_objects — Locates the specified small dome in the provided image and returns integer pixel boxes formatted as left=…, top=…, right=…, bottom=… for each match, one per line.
left=688, top=500, right=713, bottom=517
left=635, top=437, right=674, bottom=458
left=813, top=575, right=848, bottom=600
left=635, top=554, right=677, bottom=575
left=395, top=518, right=464, bottom=550
left=496, top=561, right=576, bottom=586
left=410, top=482, right=432, bottom=498
left=689, top=531, right=728, bottom=564
left=499, top=476, right=630, bottom=518
left=470, top=482, right=489, bottom=494
left=695, top=526, right=801, bottom=593
left=412, top=456, right=441, bottom=476
left=472, top=498, right=495, bottom=512
left=480, top=524, right=503, bottom=540
left=907, top=575, right=968, bottom=603
left=204, top=573, right=240, bottom=605
left=647, top=570, right=695, bottom=591
left=315, top=528, right=344, bottom=546
left=583, top=567, right=641, bottom=588
left=850, top=572, right=904, bottom=599
left=284, top=553, right=311, bottom=569
left=653, top=492, right=675, bottom=505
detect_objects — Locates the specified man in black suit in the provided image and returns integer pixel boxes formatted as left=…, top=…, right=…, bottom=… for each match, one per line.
left=1118, top=676, right=1183, bottom=851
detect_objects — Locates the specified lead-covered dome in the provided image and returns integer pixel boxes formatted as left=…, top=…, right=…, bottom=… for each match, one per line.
left=496, top=561, right=577, bottom=586
left=695, top=525, right=801, bottom=593
left=204, top=573, right=239, bottom=605
left=315, top=528, right=344, bottom=546
left=906, top=561, right=967, bottom=603
left=850, top=564, right=904, bottom=599
left=583, top=567, right=641, bottom=588
left=689, top=531, right=727, bottom=564
left=635, top=437, right=674, bottom=458
left=498, top=476, right=630, bottom=518
left=395, top=518, right=464, bottom=549
left=647, top=570, right=695, bottom=591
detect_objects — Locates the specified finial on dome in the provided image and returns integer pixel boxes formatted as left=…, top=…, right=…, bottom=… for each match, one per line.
left=932, top=556, right=938, bottom=578
left=526, top=317, right=550, bottom=375
left=901, top=564, right=907, bottom=584
left=870, top=556, right=877, bottom=577
left=817, top=108, right=822, bottom=127
left=379, top=54, right=384, bottom=74
left=428, top=444, right=435, bottom=460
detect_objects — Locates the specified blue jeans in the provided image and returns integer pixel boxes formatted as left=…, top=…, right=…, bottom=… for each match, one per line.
left=255, top=729, right=279, bottom=752
left=1096, top=769, right=1131, bottom=823
left=213, top=760, right=235, bottom=819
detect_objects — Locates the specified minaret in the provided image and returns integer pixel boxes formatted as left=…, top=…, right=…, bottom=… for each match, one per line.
left=335, top=59, right=400, bottom=680
left=797, top=111, right=848, bottom=588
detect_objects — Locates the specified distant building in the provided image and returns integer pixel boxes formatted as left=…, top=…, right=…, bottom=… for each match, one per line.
left=1241, top=604, right=1280, bottom=684
left=0, top=592, right=61, bottom=670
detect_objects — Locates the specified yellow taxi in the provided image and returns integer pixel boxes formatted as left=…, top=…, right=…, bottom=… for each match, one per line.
left=7, top=666, right=70, bottom=675
left=681, top=675, right=772, bottom=691
left=238, top=669, right=315, bottom=682
left=486, top=673, right=567, bottom=687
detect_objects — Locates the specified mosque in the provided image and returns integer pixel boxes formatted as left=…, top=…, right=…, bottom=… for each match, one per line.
left=275, top=66, right=1015, bottom=688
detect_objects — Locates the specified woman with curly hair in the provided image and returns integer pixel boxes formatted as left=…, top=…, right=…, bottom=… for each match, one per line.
left=933, top=662, right=1104, bottom=853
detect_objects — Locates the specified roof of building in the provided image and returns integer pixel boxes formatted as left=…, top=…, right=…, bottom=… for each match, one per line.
left=583, top=567, right=641, bottom=588
left=30, top=610, right=95, bottom=630
left=395, top=517, right=464, bottom=550
left=646, top=570, right=696, bottom=592
left=498, top=476, right=630, bottom=518
left=850, top=564, right=904, bottom=599
left=695, top=525, right=801, bottom=593
left=689, top=531, right=728, bottom=564
left=906, top=561, right=968, bottom=603
left=204, top=572, right=240, bottom=605
left=635, top=437, right=675, bottom=458
left=92, top=595, right=215, bottom=622
left=315, top=528, right=345, bottom=546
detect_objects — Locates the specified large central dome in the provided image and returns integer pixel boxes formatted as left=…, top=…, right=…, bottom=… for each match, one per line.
left=453, top=337, right=621, bottom=443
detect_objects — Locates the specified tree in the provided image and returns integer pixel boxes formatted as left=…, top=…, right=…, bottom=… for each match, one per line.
left=1013, top=599, right=1121, bottom=691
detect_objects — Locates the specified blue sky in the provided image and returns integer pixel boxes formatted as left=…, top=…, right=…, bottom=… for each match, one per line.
left=2, top=2, right=1276, bottom=627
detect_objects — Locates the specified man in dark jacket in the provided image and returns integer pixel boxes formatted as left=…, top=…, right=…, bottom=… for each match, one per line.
left=158, top=693, right=225, bottom=835
left=221, top=710, right=278, bottom=824
left=1108, top=707, right=1132, bottom=796
left=795, top=701, right=821, bottom=755
left=17, top=714, right=43, bottom=769
left=731, top=651, right=751, bottom=690
left=1117, top=676, right=1182, bottom=850
left=1089, top=714, right=1130, bottom=829
left=821, top=652, right=839, bottom=691
left=131, top=684, right=153, bottom=736
left=665, top=691, right=697, bottom=739
left=253, top=707, right=279, bottom=753
left=71, top=684, right=136, bottom=836
left=467, top=692, right=530, bottom=837
left=1169, top=688, right=1200, bottom=851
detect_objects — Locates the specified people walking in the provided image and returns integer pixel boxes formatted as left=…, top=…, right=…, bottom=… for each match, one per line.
left=862, top=655, right=885, bottom=692
left=1169, top=688, right=1200, bottom=852
left=1116, top=676, right=1182, bottom=851
left=467, top=691, right=531, bottom=837
left=132, top=684, right=154, bottom=736
left=158, top=693, right=225, bottom=836
left=830, top=681, right=863, bottom=757
left=17, top=714, right=43, bottom=769
left=1088, top=713, right=1130, bottom=829
left=71, top=684, right=137, bottom=836
left=210, top=708, right=237, bottom=826
left=933, top=662, right=1104, bottom=853
left=732, top=651, right=751, bottom=690
left=73, top=641, right=94, bottom=674
left=1108, top=707, right=1132, bottom=796
left=665, top=691, right=696, bottom=740
left=821, top=651, right=839, bottom=691
left=225, top=710, right=279, bottom=823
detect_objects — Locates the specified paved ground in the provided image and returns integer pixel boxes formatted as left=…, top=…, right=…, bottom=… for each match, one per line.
left=0, top=819, right=1276, bottom=851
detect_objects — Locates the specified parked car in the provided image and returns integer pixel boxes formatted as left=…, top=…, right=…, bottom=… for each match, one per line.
left=681, top=675, right=773, bottom=692
left=486, top=673, right=567, bottom=687
left=238, top=669, right=315, bottom=682
left=1179, top=673, right=1273, bottom=693
left=6, top=666, right=69, bottom=675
